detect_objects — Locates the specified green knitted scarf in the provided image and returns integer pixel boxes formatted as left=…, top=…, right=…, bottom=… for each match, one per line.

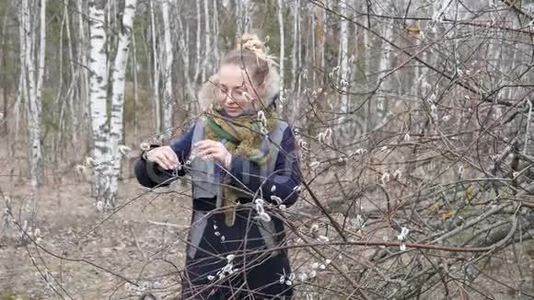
left=203, top=108, right=278, bottom=226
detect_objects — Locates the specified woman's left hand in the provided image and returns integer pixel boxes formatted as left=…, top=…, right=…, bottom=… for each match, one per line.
left=193, top=140, right=232, bottom=169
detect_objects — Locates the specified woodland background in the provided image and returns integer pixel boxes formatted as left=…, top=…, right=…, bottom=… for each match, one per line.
left=1, top=0, right=534, bottom=299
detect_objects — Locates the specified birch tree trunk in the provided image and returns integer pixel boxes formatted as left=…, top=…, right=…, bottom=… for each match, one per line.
left=243, top=0, right=250, bottom=32
left=108, top=0, right=137, bottom=208
left=21, top=0, right=45, bottom=189
left=175, top=13, right=196, bottom=113
left=64, top=0, right=78, bottom=148
left=236, top=0, right=250, bottom=36
left=16, top=2, right=28, bottom=158
left=193, top=0, right=201, bottom=82
left=160, top=0, right=173, bottom=138
left=375, top=10, right=394, bottom=123
left=310, top=2, right=316, bottom=90
left=339, top=0, right=350, bottom=115
left=336, top=0, right=353, bottom=142
left=320, top=0, right=328, bottom=85
left=131, top=29, right=139, bottom=137
left=88, top=0, right=111, bottom=204
left=149, top=0, right=161, bottom=133
left=213, top=0, right=220, bottom=67
left=277, top=0, right=285, bottom=109
left=202, top=0, right=211, bottom=82
left=77, top=0, right=89, bottom=145
left=291, top=0, right=299, bottom=93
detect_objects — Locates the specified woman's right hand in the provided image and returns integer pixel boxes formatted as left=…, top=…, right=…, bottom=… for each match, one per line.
left=145, top=146, right=180, bottom=170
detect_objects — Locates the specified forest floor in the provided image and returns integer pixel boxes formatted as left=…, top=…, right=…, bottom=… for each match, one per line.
left=0, top=162, right=194, bottom=299
left=1, top=155, right=534, bottom=299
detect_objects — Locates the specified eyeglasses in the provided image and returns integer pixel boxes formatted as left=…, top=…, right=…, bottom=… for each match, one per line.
left=215, top=82, right=251, bottom=102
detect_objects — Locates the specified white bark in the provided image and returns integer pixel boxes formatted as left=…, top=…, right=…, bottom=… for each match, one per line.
left=310, top=2, right=316, bottom=89
left=160, top=0, right=173, bottom=138
left=175, top=11, right=196, bottom=113
left=21, top=0, right=45, bottom=189
left=77, top=0, right=89, bottom=142
left=132, top=29, right=139, bottom=137
left=243, top=0, right=250, bottom=32
left=16, top=1, right=28, bottom=158
left=236, top=0, right=250, bottom=35
left=88, top=0, right=110, bottom=204
left=36, top=0, right=46, bottom=113
left=375, top=12, right=394, bottom=122
left=54, top=3, right=66, bottom=161
left=193, top=0, right=201, bottom=82
left=291, top=0, right=299, bottom=94
left=213, top=0, right=220, bottom=67
left=149, top=0, right=160, bottom=132
left=339, top=0, right=350, bottom=115
left=202, top=0, right=210, bottom=82
left=321, top=0, right=328, bottom=77
left=108, top=0, right=137, bottom=207
left=277, top=0, right=285, bottom=107
left=290, top=0, right=302, bottom=123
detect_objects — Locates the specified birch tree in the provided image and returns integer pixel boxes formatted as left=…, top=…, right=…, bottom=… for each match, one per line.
left=193, top=0, right=201, bottom=83
left=160, top=0, right=173, bottom=138
left=236, top=0, right=250, bottom=35
left=374, top=3, right=394, bottom=124
left=290, top=0, right=300, bottom=122
left=77, top=0, right=89, bottom=141
left=277, top=0, right=285, bottom=108
left=108, top=0, right=137, bottom=207
left=201, top=0, right=210, bottom=82
left=88, top=0, right=111, bottom=204
left=175, top=12, right=196, bottom=112
left=149, top=0, right=161, bottom=133
left=19, top=0, right=46, bottom=189
left=338, top=0, right=350, bottom=124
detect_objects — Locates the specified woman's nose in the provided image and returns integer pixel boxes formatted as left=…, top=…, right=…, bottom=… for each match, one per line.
left=224, top=93, right=236, bottom=104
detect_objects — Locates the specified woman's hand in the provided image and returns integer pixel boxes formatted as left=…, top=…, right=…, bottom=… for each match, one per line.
left=145, top=146, right=180, bottom=170
left=193, top=140, right=232, bottom=169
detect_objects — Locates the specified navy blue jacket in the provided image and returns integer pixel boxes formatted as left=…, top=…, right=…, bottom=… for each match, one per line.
left=134, top=121, right=301, bottom=299
left=135, top=123, right=302, bottom=207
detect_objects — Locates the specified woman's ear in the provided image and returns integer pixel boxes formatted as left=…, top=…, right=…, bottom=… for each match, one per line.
left=256, top=81, right=268, bottom=99
left=252, top=82, right=270, bottom=109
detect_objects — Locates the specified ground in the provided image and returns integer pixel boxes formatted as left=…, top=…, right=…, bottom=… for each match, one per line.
left=1, top=157, right=534, bottom=299
left=1, top=166, right=192, bottom=299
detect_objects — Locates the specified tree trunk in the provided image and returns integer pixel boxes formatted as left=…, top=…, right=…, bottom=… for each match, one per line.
left=149, top=0, right=160, bottom=133
left=193, top=0, right=201, bottom=82
left=290, top=0, right=300, bottom=121
left=108, top=0, right=137, bottom=208
left=175, top=13, right=196, bottom=113
left=213, top=0, right=220, bottom=67
left=339, top=0, right=350, bottom=114
left=375, top=12, right=394, bottom=122
left=132, top=28, right=139, bottom=137
left=21, top=0, right=45, bottom=189
left=77, top=0, right=89, bottom=152
left=88, top=0, right=111, bottom=205
left=202, top=0, right=211, bottom=82
left=160, top=0, right=173, bottom=139
left=278, top=0, right=286, bottom=111
left=277, top=0, right=285, bottom=110
left=236, top=0, right=250, bottom=36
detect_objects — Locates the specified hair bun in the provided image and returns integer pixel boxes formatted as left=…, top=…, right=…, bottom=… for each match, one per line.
left=238, top=33, right=265, bottom=53
left=237, top=33, right=278, bottom=67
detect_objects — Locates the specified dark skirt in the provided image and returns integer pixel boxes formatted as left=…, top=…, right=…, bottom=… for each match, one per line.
left=181, top=204, right=294, bottom=299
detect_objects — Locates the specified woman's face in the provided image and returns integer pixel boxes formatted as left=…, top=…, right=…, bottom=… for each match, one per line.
left=215, top=64, right=261, bottom=117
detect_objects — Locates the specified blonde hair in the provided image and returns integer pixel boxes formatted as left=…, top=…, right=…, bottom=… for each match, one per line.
left=198, top=33, right=280, bottom=112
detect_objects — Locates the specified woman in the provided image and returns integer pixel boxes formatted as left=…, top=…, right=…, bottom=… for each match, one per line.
left=135, top=34, right=302, bottom=299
